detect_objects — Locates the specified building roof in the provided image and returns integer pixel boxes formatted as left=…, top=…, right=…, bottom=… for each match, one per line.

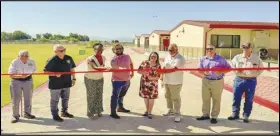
left=135, top=36, right=141, bottom=38
left=150, top=30, right=170, bottom=36
left=141, top=34, right=150, bottom=37
left=170, top=20, right=279, bottom=33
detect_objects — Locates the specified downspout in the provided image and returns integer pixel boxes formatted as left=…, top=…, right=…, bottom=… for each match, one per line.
left=204, top=28, right=214, bottom=55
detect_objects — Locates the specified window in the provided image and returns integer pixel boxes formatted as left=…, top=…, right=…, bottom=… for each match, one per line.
left=210, top=35, right=240, bottom=48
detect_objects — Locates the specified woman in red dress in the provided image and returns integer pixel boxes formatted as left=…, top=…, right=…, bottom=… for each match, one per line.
left=137, top=52, right=161, bottom=119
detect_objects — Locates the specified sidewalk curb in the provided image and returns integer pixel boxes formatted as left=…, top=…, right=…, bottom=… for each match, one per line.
left=1, top=59, right=86, bottom=112
left=132, top=48, right=279, bottom=113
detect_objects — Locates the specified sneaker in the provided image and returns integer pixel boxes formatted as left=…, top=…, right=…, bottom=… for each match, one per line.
left=142, top=112, right=148, bottom=116
left=174, top=114, right=181, bottom=123
left=243, top=117, right=249, bottom=123
left=53, top=115, right=64, bottom=122
left=24, top=113, right=36, bottom=119
left=196, top=116, right=210, bottom=120
left=227, top=115, right=240, bottom=120
left=117, top=108, right=130, bottom=113
left=110, top=113, right=120, bottom=119
left=61, top=112, right=74, bottom=118
left=11, top=117, right=19, bottom=123
left=147, top=114, right=152, bottom=119
left=210, top=118, right=218, bottom=124
left=163, top=111, right=175, bottom=116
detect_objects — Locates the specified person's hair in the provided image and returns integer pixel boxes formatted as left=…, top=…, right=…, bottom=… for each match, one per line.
left=148, top=52, right=160, bottom=65
left=18, top=50, right=29, bottom=57
left=112, top=43, right=124, bottom=52
left=93, top=43, right=103, bottom=50
left=53, top=44, right=65, bottom=51
left=242, top=42, right=253, bottom=48
left=207, top=44, right=216, bottom=49
left=169, top=43, right=178, bottom=50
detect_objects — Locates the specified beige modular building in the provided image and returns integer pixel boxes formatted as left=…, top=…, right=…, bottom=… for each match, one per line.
left=134, top=36, right=140, bottom=47
left=170, top=20, right=279, bottom=59
left=140, top=34, right=150, bottom=49
left=149, top=30, right=170, bottom=51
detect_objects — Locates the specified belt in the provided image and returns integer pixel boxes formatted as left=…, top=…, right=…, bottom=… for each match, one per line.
left=205, top=77, right=223, bottom=80
left=12, top=76, right=32, bottom=81
left=238, top=76, right=256, bottom=80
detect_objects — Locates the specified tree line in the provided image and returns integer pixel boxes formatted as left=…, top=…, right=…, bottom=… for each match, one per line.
left=1, top=30, right=90, bottom=42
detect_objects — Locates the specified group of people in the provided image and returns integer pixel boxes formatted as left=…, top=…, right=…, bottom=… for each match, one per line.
left=7, top=42, right=263, bottom=124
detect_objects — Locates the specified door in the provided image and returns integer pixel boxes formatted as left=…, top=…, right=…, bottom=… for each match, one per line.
left=163, top=39, right=170, bottom=51
left=137, top=39, right=140, bottom=47
left=251, top=30, right=270, bottom=49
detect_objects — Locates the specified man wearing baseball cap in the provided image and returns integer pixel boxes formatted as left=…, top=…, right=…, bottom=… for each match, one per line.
left=228, top=42, right=264, bottom=123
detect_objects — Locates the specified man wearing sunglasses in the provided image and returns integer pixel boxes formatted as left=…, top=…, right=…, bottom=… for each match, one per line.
left=44, top=44, right=76, bottom=122
left=8, top=50, right=37, bottom=123
left=110, top=44, right=134, bottom=119
left=228, top=42, right=263, bottom=123
left=196, top=44, right=231, bottom=124
left=161, top=43, right=185, bottom=123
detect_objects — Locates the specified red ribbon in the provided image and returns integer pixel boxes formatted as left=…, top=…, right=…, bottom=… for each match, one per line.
left=1, top=67, right=279, bottom=76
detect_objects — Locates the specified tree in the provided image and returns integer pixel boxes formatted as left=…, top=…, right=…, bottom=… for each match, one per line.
left=12, top=30, right=31, bottom=40
left=36, top=34, right=41, bottom=39
left=42, top=33, right=52, bottom=39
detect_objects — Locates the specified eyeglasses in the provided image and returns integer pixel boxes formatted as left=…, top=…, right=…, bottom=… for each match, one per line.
left=150, top=56, right=157, bottom=59
left=168, top=50, right=174, bottom=52
left=206, top=48, right=214, bottom=51
left=115, top=47, right=122, bottom=50
left=242, top=46, right=250, bottom=49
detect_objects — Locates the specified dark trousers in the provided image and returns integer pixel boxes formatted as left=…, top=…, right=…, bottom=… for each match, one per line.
left=50, top=88, right=70, bottom=116
left=110, top=80, right=130, bottom=114
left=232, top=76, right=257, bottom=118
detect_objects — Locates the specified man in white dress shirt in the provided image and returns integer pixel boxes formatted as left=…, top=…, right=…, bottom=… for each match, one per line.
left=8, top=50, right=36, bottom=123
left=161, top=43, right=185, bottom=122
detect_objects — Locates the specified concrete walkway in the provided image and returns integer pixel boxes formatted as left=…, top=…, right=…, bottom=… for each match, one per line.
left=1, top=48, right=279, bottom=135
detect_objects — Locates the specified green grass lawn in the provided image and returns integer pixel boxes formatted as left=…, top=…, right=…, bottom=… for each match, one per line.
left=1, top=44, right=94, bottom=107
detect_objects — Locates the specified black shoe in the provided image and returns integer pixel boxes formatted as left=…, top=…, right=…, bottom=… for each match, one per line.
left=142, top=112, right=148, bottom=116
left=117, top=108, right=130, bottom=113
left=243, top=117, right=249, bottom=123
left=110, top=113, right=120, bottom=119
left=61, top=112, right=74, bottom=118
left=210, top=118, right=218, bottom=124
left=11, top=117, right=19, bottom=123
left=228, top=115, right=240, bottom=120
left=53, top=115, right=64, bottom=122
left=24, top=113, right=36, bottom=119
left=196, top=116, right=210, bottom=120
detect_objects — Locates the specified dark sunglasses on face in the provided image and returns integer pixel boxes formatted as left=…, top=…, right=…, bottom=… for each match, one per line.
left=206, top=48, right=214, bottom=51
left=168, top=50, right=174, bottom=52
left=151, top=56, right=157, bottom=59
left=20, top=55, right=29, bottom=58
left=57, top=49, right=66, bottom=53
left=242, top=46, right=250, bottom=49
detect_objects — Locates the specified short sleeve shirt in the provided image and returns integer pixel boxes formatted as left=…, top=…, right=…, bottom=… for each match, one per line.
left=163, top=53, right=185, bottom=85
left=231, top=53, right=264, bottom=77
left=111, top=54, right=131, bottom=81
left=8, top=58, right=36, bottom=80
left=44, top=55, right=76, bottom=89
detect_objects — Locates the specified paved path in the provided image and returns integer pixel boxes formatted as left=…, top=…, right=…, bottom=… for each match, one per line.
left=1, top=48, right=279, bottom=135
left=133, top=48, right=279, bottom=110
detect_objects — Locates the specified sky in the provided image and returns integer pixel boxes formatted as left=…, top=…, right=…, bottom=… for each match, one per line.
left=1, top=1, right=279, bottom=41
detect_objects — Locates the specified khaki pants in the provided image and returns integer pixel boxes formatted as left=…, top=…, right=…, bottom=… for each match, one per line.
left=164, top=84, right=182, bottom=114
left=202, top=78, right=224, bottom=118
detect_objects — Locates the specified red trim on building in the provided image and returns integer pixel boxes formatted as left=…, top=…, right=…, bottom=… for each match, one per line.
left=160, top=34, right=170, bottom=36
left=210, top=24, right=279, bottom=29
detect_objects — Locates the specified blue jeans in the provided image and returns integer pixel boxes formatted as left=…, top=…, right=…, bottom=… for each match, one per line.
left=232, top=76, right=257, bottom=118
left=110, top=80, right=130, bottom=114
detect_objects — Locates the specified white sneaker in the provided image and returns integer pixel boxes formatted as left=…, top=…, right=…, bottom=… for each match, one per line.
left=174, top=115, right=181, bottom=122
